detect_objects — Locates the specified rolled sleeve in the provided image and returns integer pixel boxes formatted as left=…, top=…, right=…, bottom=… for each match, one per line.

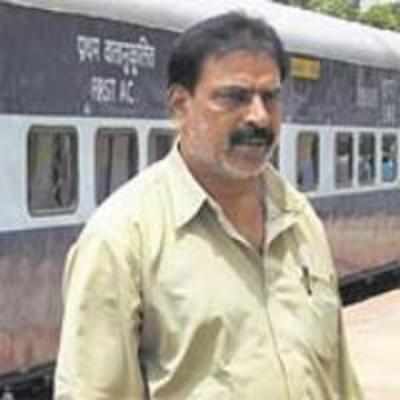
left=55, top=230, right=146, bottom=400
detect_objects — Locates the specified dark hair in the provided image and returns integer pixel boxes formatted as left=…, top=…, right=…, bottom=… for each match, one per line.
left=167, top=12, right=288, bottom=92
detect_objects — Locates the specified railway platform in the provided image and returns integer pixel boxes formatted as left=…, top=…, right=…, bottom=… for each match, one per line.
left=344, top=289, right=400, bottom=400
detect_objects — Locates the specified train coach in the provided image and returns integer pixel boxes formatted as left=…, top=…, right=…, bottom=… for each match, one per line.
left=0, top=0, right=399, bottom=394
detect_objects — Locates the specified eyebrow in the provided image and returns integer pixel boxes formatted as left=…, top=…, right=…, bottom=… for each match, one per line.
left=217, top=84, right=281, bottom=92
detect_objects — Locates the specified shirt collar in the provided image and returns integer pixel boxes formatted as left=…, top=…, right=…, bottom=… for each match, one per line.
left=165, top=144, right=208, bottom=229
left=264, top=163, right=307, bottom=220
left=264, top=163, right=308, bottom=245
left=165, top=143, right=307, bottom=230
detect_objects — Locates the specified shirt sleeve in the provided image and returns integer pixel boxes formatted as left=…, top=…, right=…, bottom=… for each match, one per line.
left=54, top=229, right=146, bottom=400
left=336, top=311, right=365, bottom=400
left=303, top=202, right=364, bottom=399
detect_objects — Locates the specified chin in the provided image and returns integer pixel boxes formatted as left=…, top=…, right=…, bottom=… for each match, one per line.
left=222, top=161, right=268, bottom=180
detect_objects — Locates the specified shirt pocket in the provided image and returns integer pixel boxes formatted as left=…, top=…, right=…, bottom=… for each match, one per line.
left=304, top=269, right=340, bottom=362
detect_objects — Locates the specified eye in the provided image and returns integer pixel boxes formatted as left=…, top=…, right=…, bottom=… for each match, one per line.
left=213, top=87, right=252, bottom=108
left=261, top=88, right=281, bottom=105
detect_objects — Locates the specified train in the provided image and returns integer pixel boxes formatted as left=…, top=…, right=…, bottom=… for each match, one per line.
left=0, top=0, right=399, bottom=395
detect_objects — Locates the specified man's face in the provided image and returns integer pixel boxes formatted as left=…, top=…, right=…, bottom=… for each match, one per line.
left=172, top=50, right=282, bottom=181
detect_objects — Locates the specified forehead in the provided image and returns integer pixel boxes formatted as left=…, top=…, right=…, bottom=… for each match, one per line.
left=198, top=50, right=281, bottom=88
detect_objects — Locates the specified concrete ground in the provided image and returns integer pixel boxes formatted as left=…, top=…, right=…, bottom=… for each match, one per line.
left=343, top=289, right=400, bottom=400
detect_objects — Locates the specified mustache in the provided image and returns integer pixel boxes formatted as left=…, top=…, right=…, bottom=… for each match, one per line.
left=229, top=125, right=275, bottom=147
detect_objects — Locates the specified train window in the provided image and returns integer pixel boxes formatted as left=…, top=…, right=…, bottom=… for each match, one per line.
left=296, top=132, right=319, bottom=192
left=358, top=133, right=376, bottom=186
left=28, top=126, right=78, bottom=215
left=96, top=128, right=138, bottom=204
left=148, top=128, right=175, bottom=164
left=335, top=133, right=353, bottom=188
left=382, top=135, right=398, bottom=183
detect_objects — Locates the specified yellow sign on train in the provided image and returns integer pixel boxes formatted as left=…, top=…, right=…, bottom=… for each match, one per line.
left=290, top=56, right=321, bottom=80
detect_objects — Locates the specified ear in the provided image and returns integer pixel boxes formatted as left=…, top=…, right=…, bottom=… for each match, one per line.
left=167, top=85, right=192, bottom=121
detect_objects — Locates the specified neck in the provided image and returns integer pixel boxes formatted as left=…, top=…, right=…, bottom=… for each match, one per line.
left=201, top=171, right=261, bottom=201
left=181, top=156, right=265, bottom=210
left=180, top=148, right=267, bottom=252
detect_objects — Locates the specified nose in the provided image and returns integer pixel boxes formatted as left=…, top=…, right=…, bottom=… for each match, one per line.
left=245, top=93, right=270, bottom=127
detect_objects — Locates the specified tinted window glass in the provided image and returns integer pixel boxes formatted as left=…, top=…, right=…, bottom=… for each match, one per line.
left=148, top=129, right=175, bottom=165
left=96, top=128, right=138, bottom=204
left=296, top=132, right=319, bottom=192
left=335, top=133, right=353, bottom=188
left=358, top=133, right=376, bottom=186
left=28, top=126, right=78, bottom=214
left=382, top=134, right=398, bottom=183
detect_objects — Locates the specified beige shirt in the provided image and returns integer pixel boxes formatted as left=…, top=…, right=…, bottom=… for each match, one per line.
left=55, top=146, right=363, bottom=400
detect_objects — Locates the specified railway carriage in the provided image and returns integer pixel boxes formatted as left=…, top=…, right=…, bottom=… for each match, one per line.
left=0, top=0, right=399, bottom=395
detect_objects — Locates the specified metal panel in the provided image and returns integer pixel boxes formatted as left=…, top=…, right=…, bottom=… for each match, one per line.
left=4, top=0, right=400, bottom=70
left=0, top=225, right=82, bottom=375
left=0, top=3, right=177, bottom=118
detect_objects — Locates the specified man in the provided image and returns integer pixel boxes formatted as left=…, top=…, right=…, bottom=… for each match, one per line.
left=55, top=12, right=363, bottom=400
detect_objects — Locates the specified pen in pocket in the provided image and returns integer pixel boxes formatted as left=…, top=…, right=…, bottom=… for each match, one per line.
left=301, top=265, right=312, bottom=296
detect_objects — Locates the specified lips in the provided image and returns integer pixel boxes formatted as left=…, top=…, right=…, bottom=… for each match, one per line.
left=231, top=135, right=269, bottom=146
